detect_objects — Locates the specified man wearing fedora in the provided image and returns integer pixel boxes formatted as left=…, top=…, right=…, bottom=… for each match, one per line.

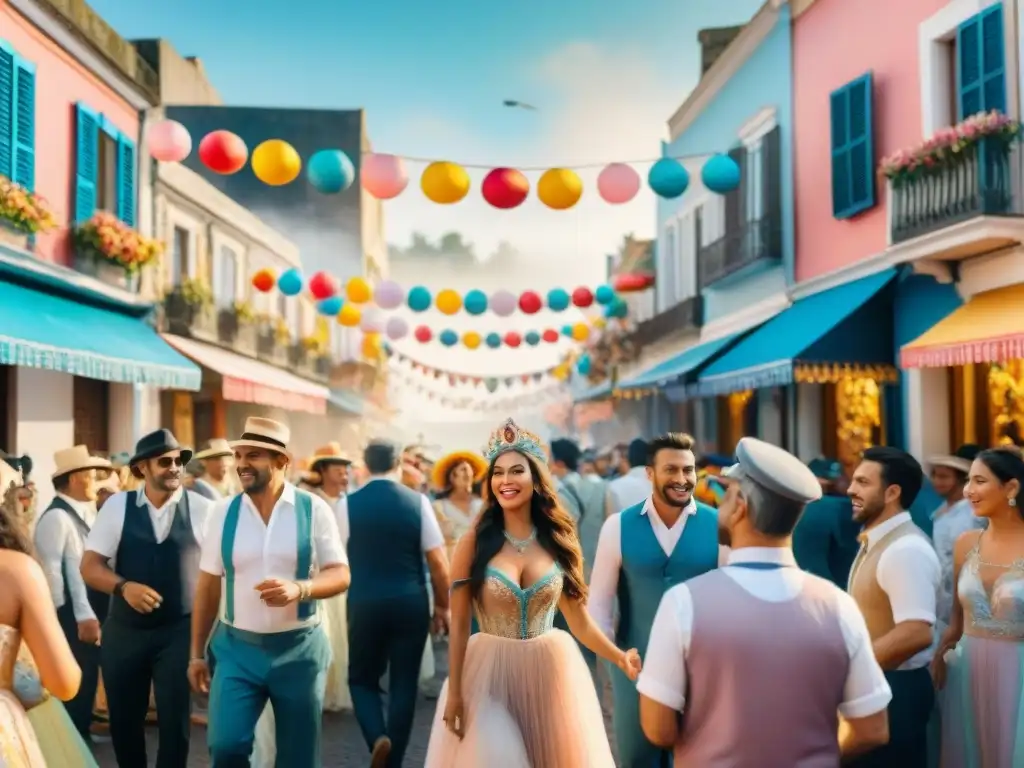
left=308, top=442, right=353, bottom=513
left=34, top=444, right=112, bottom=742
left=187, top=417, right=350, bottom=768
left=81, top=429, right=212, bottom=768
left=192, top=439, right=239, bottom=501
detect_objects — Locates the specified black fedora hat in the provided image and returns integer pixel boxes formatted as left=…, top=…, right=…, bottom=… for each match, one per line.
left=129, top=429, right=193, bottom=476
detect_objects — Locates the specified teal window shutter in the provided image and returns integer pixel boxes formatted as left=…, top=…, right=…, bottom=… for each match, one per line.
left=958, top=4, right=1005, bottom=118
left=116, top=132, right=136, bottom=226
left=0, top=41, right=15, bottom=181
left=12, top=55, right=35, bottom=191
left=830, top=73, right=875, bottom=220
left=74, top=103, right=99, bottom=224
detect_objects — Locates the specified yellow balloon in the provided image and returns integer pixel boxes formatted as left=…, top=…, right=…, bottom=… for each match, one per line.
left=571, top=322, right=590, bottom=341
left=592, top=317, right=607, bottom=330
left=435, top=288, right=462, bottom=315
left=537, top=168, right=583, bottom=210
left=337, top=304, right=361, bottom=327
left=421, top=161, right=470, bottom=204
left=361, top=333, right=382, bottom=359
left=463, top=331, right=482, bottom=350
left=251, top=139, right=302, bottom=186
left=346, top=277, right=372, bottom=304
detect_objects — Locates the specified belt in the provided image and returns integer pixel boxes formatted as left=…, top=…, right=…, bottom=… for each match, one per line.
left=222, top=621, right=321, bottom=649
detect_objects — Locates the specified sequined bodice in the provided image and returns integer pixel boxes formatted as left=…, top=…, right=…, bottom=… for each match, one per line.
left=0, top=625, right=19, bottom=692
left=959, top=543, right=1024, bottom=640
left=474, top=564, right=563, bottom=640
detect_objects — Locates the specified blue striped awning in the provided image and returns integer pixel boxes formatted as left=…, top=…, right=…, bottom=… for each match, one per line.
left=618, top=332, right=744, bottom=390
left=329, top=389, right=365, bottom=415
left=694, top=269, right=897, bottom=397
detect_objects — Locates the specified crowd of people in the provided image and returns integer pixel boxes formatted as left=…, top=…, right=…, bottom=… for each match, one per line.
left=0, top=419, right=1021, bottom=767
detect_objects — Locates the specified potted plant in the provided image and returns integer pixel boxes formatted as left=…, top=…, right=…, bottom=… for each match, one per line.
left=179, top=277, right=213, bottom=309
left=73, top=211, right=162, bottom=290
left=233, top=301, right=256, bottom=325
left=0, top=175, right=56, bottom=249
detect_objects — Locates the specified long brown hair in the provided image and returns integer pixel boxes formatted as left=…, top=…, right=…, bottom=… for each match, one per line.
left=469, top=451, right=587, bottom=603
left=0, top=479, right=34, bottom=555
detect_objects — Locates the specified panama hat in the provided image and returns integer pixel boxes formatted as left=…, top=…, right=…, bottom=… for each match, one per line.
left=230, top=417, right=292, bottom=460
left=309, top=442, right=352, bottom=469
left=430, top=450, right=488, bottom=490
left=52, top=445, right=112, bottom=480
left=928, top=455, right=972, bottom=474
left=194, top=438, right=233, bottom=461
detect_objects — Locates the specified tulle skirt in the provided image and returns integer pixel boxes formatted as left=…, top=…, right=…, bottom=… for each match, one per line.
left=0, top=690, right=46, bottom=767
left=321, top=593, right=352, bottom=712
left=26, top=698, right=98, bottom=768
left=424, top=629, right=614, bottom=767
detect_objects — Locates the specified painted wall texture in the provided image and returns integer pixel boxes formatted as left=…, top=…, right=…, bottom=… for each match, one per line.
left=792, top=0, right=947, bottom=282
left=659, top=4, right=794, bottom=323
left=1, top=1, right=139, bottom=266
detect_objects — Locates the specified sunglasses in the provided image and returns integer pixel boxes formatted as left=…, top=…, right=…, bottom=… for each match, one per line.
left=154, top=456, right=185, bottom=469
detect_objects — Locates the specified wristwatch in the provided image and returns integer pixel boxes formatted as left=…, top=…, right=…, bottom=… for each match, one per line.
left=113, top=580, right=127, bottom=598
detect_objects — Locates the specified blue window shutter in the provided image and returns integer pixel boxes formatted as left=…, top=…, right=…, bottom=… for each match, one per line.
left=830, top=73, right=875, bottom=220
left=980, top=4, right=1006, bottom=112
left=0, top=42, right=14, bottom=180
left=12, top=56, right=35, bottom=191
left=116, top=132, right=136, bottom=226
left=74, top=103, right=99, bottom=224
left=957, top=16, right=984, bottom=118
left=830, top=85, right=851, bottom=217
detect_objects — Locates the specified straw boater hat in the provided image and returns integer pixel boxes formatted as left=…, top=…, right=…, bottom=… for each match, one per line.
left=308, top=442, right=352, bottom=470
left=928, top=454, right=972, bottom=474
left=52, top=445, right=112, bottom=480
left=194, top=438, right=233, bottom=462
left=430, top=450, right=488, bottom=491
left=230, top=417, right=292, bottom=461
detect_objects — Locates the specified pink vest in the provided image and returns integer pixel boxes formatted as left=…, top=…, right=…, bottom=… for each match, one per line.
left=674, top=568, right=849, bottom=767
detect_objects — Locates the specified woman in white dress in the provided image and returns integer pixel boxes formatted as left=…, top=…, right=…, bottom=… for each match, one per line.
left=430, top=452, right=488, bottom=563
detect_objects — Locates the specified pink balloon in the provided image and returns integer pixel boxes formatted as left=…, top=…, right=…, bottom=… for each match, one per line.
left=489, top=289, right=517, bottom=317
left=375, top=280, right=405, bottom=310
left=148, top=120, right=192, bottom=163
left=597, top=163, right=641, bottom=204
left=361, top=153, right=409, bottom=200
left=386, top=316, right=408, bottom=340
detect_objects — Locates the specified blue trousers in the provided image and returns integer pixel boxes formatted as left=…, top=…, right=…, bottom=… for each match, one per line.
left=207, top=623, right=331, bottom=768
left=610, top=662, right=672, bottom=768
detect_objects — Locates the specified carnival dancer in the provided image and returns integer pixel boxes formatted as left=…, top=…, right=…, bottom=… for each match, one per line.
left=32, top=445, right=110, bottom=743
left=425, top=418, right=640, bottom=767
left=588, top=432, right=719, bottom=767
left=191, top=439, right=238, bottom=501
left=343, top=439, right=450, bottom=767
left=638, top=437, right=892, bottom=764
left=847, top=447, right=941, bottom=768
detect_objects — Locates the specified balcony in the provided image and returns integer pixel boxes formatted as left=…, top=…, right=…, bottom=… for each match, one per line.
left=161, top=288, right=217, bottom=342
left=256, top=327, right=290, bottom=368
left=288, top=343, right=330, bottom=382
left=888, top=139, right=1024, bottom=260
left=698, top=214, right=783, bottom=290
left=629, top=295, right=704, bottom=348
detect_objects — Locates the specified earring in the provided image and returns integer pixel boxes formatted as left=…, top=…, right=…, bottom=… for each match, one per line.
left=1011, top=498, right=1017, bottom=507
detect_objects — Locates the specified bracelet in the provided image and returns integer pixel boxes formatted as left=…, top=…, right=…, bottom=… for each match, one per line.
left=188, top=658, right=205, bottom=665
left=297, top=580, right=312, bottom=601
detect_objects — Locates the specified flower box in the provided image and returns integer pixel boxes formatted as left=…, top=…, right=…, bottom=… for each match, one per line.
left=0, top=175, right=56, bottom=251
left=73, top=212, right=163, bottom=290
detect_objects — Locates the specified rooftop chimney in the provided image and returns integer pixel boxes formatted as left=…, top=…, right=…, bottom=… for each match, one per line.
left=697, top=25, right=745, bottom=76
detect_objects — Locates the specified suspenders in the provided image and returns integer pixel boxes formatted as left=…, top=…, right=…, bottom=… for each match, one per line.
left=221, top=489, right=315, bottom=624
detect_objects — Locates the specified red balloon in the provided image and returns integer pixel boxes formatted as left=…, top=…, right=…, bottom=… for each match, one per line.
left=308, top=271, right=338, bottom=300
left=542, top=329, right=559, bottom=343
left=504, top=331, right=522, bottom=348
left=414, top=325, right=432, bottom=343
left=612, top=273, right=655, bottom=293
left=251, top=269, right=275, bottom=293
left=518, top=290, right=542, bottom=314
left=572, top=287, right=594, bottom=307
left=481, top=167, right=529, bottom=210
left=198, top=130, right=248, bottom=174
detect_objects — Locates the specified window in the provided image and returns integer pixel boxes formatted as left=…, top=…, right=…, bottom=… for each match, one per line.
left=171, top=226, right=190, bottom=285
left=96, top=130, right=117, bottom=213
left=830, top=73, right=875, bottom=220
left=699, top=198, right=726, bottom=246
left=660, top=224, right=677, bottom=309
left=745, top=140, right=764, bottom=224
left=74, top=103, right=136, bottom=225
left=215, top=246, right=238, bottom=308
left=957, top=5, right=1005, bottom=118
left=0, top=40, right=36, bottom=190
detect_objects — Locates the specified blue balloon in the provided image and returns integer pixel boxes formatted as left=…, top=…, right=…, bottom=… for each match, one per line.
left=278, top=268, right=303, bottom=296
left=317, top=296, right=343, bottom=316
left=577, top=355, right=591, bottom=375
left=407, top=286, right=432, bottom=312
left=546, top=288, right=570, bottom=312
left=594, top=284, right=616, bottom=305
left=605, top=298, right=629, bottom=319
left=485, top=332, right=502, bottom=349
left=307, top=150, right=355, bottom=194
left=561, top=324, right=573, bottom=337
left=464, top=289, right=488, bottom=315
left=524, top=331, right=541, bottom=346
left=648, top=157, right=690, bottom=198
left=439, top=329, right=459, bottom=347
left=702, top=153, right=740, bottom=194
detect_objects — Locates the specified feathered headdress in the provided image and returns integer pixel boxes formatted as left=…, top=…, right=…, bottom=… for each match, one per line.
left=483, top=418, right=547, bottom=464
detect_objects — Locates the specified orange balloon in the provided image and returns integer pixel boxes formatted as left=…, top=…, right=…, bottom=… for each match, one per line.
left=251, top=268, right=276, bottom=293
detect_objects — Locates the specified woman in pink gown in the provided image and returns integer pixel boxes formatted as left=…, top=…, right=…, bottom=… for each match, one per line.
left=425, top=419, right=640, bottom=767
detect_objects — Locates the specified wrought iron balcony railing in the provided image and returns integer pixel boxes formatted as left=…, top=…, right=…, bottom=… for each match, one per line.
left=698, top=214, right=783, bottom=290
left=629, top=295, right=703, bottom=347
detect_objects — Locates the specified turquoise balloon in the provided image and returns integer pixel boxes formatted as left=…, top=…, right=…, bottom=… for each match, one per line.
left=524, top=331, right=541, bottom=346
left=546, top=288, right=570, bottom=312
left=702, top=153, right=740, bottom=194
left=605, top=298, right=629, bottom=319
left=439, top=329, right=458, bottom=347
left=648, top=157, right=690, bottom=198
left=561, top=324, right=573, bottom=337
left=464, top=289, right=488, bottom=315
left=594, top=284, right=615, bottom=305
left=278, top=268, right=303, bottom=296
left=407, top=286, right=432, bottom=312
left=485, top=332, right=502, bottom=349
left=307, top=150, right=355, bottom=194
left=317, top=296, right=343, bottom=315
left=577, top=355, right=591, bottom=375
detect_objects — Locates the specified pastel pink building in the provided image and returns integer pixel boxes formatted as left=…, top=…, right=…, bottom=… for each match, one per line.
left=792, top=0, right=948, bottom=282
left=1, top=0, right=154, bottom=265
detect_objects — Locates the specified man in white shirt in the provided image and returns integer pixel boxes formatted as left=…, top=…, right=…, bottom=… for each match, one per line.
left=34, top=444, right=111, bottom=742
left=638, top=437, right=892, bottom=765
left=191, top=439, right=238, bottom=500
left=605, top=438, right=652, bottom=518
left=187, top=417, right=349, bottom=768
left=81, top=430, right=212, bottom=768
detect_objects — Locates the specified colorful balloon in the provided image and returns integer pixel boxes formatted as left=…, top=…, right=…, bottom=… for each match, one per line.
left=481, top=167, right=529, bottom=209
left=439, top=329, right=459, bottom=347
left=485, top=332, right=502, bottom=349
left=504, top=332, right=522, bottom=348
left=435, top=289, right=462, bottom=315
left=385, top=316, right=408, bottom=340
left=605, top=298, right=629, bottom=319
left=421, top=161, right=470, bottom=204
left=572, top=287, right=594, bottom=308
left=278, top=268, right=303, bottom=296
left=198, top=130, right=248, bottom=174
left=360, top=307, right=385, bottom=334
left=518, top=291, right=542, bottom=314
left=702, top=153, right=741, bottom=194
left=308, top=271, right=338, bottom=300
left=337, top=304, right=361, bottom=326
left=489, top=290, right=517, bottom=317
left=612, top=273, right=655, bottom=293
left=594, top=284, right=616, bottom=305
left=361, top=333, right=382, bottom=359
left=307, top=150, right=355, bottom=194
left=251, top=268, right=276, bottom=293
left=648, top=157, right=690, bottom=198
left=463, top=289, right=488, bottom=315
left=361, top=153, right=408, bottom=200
left=345, top=277, right=372, bottom=304
left=542, top=329, right=560, bottom=344
left=374, top=279, right=405, bottom=310
left=463, top=331, right=482, bottom=350
left=407, top=286, right=431, bottom=312
left=577, top=354, right=592, bottom=375
left=414, top=325, right=432, bottom=343
left=147, top=120, right=191, bottom=163
left=546, top=288, right=570, bottom=312
left=317, top=296, right=343, bottom=316
left=572, top=322, right=590, bottom=341
left=537, top=168, right=583, bottom=210
left=524, top=331, right=541, bottom=346
left=252, top=139, right=302, bottom=186
left=561, top=324, right=574, bottom=337
left=597, top=163, right=640, bottom=204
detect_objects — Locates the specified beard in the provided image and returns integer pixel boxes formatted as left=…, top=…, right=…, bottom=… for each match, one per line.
left=154, top=472, right=182, bottom=492
left=656, top=482, right=693, bottom=509
left=851, top=495, right=885, bottom=523
left=240, top=467, right=271, bottom=493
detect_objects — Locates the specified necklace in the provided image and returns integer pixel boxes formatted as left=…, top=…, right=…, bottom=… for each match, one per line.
left=504, top=528, right=537, bottom=554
